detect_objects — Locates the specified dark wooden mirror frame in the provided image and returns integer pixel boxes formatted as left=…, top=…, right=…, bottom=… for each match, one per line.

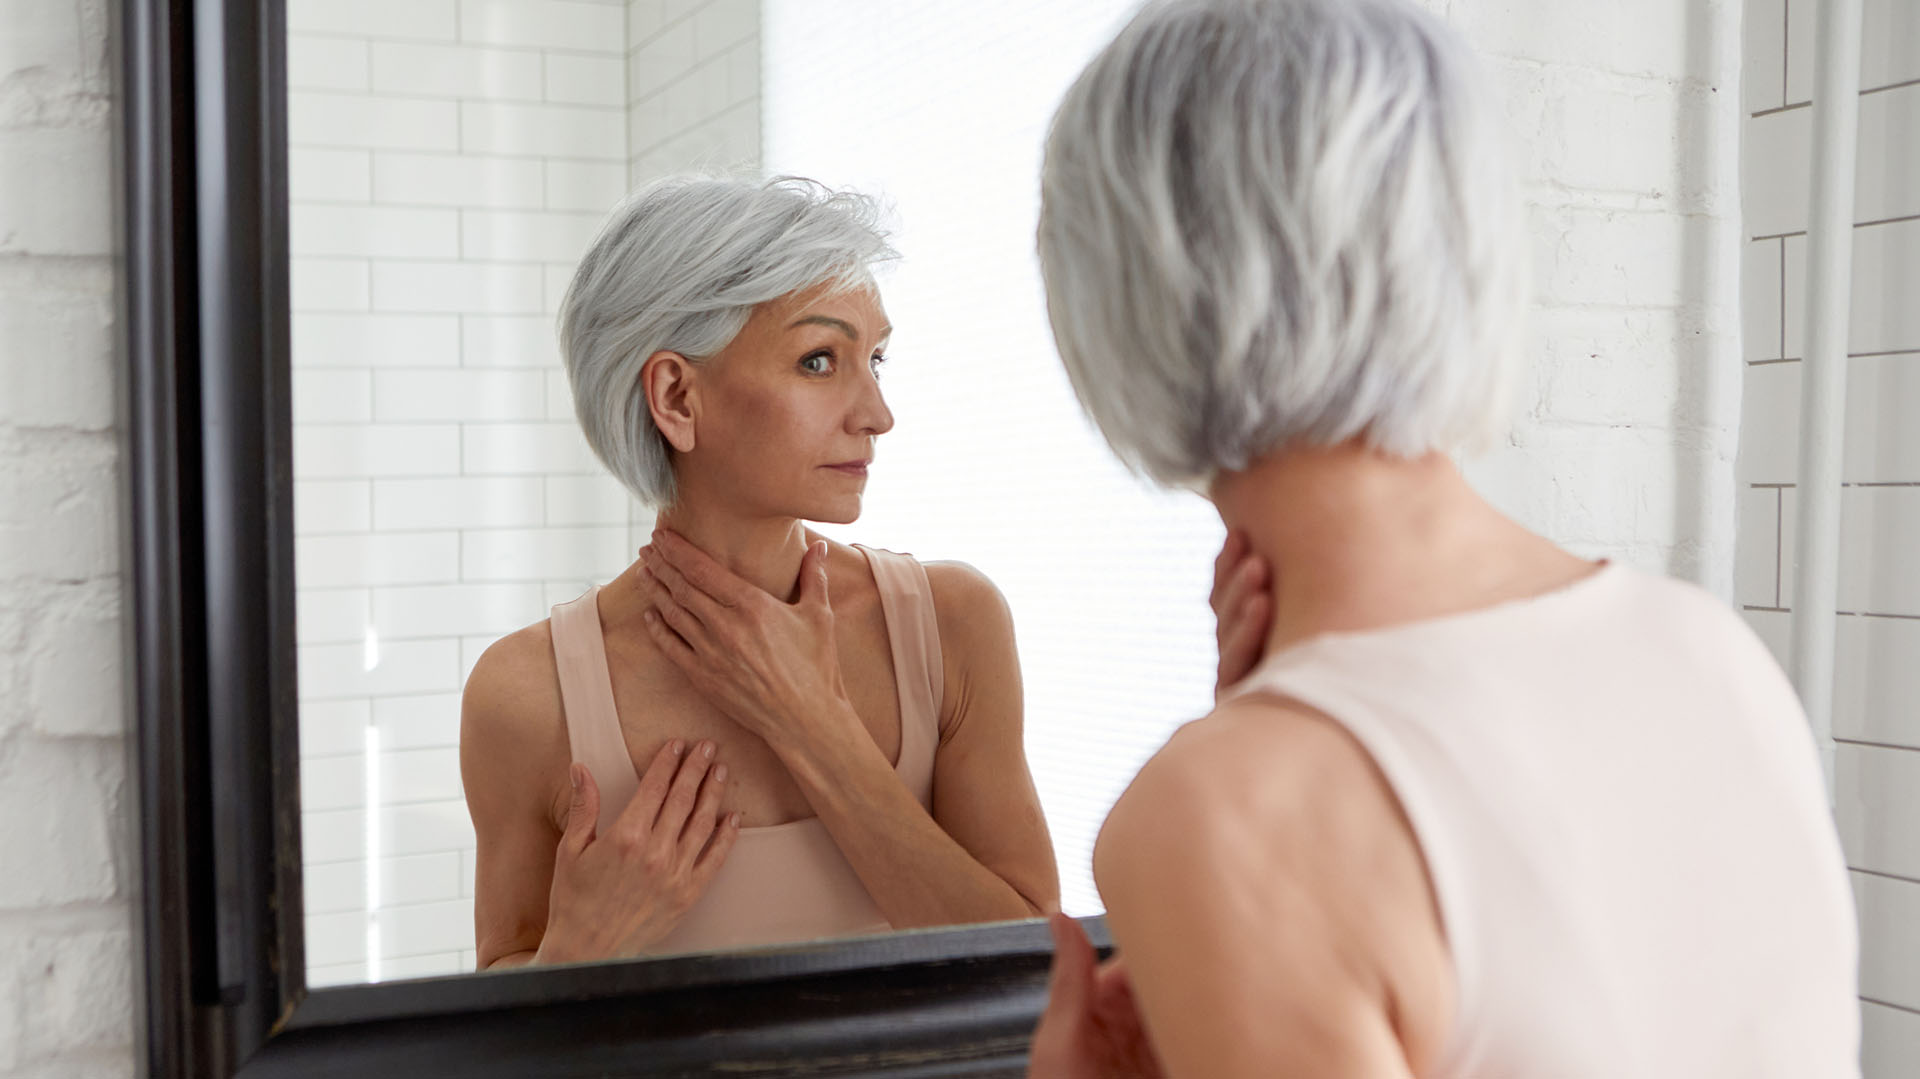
left=120, top=2, right=1108, bottom=1074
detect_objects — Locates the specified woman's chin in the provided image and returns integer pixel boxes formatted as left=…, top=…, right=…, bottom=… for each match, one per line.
left=802, top=494, right=863, bottom=526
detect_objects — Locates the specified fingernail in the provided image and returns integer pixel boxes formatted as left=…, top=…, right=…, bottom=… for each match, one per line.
left=670, top=739, right=685, bottom=756
left=713, top=763, right=727, bottom=783
left=569, top=763, right=582, bottom=790
left=701, top=741, right=715, bottom=759
left=729, top=812, right=742, bottom=828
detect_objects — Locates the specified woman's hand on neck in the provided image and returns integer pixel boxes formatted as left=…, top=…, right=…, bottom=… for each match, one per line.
left=648, top=499, right=816, bottom=605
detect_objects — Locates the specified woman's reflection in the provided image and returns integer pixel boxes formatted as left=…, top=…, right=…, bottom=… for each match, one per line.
left=459, top=177, right=1059, bottom=967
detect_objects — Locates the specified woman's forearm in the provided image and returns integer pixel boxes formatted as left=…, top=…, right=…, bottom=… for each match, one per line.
left=775, top=712, right=1043, bottom=928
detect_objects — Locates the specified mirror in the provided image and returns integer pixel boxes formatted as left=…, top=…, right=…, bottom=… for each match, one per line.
left=288, top=0, right=1218, bottom=986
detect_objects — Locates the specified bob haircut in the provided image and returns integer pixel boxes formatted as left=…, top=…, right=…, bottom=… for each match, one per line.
left=1037, top=0, right=1530, bottom=489
left=559, top=175, right=896, bottom=508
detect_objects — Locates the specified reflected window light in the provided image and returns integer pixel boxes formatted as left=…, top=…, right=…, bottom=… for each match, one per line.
left=365, top=723, right=382, bottom=983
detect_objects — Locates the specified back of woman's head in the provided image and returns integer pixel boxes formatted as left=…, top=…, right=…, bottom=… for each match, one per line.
left=560, top=175, right=896, bottom=508
left=1038, top=0, right=1529, bottom=489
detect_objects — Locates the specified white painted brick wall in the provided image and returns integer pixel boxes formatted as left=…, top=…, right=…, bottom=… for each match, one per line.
left=0, top=0, right=138, bottom=1073
left=1735, top=0, right=1920, bottom=1072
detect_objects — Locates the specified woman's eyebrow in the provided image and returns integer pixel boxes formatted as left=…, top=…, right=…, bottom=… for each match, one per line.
left=788, top=314, right=893, bottom=341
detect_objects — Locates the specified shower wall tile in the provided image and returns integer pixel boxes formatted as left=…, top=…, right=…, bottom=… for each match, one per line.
left=299, top=638, right=464, bottom=700
left=300, top=698, right=372, bottom=758
left=1736, top=354, right=1920, bottom=486
left=1834, top=743, right=1920, bottom=881
left=372, top=477, right=546, bottom=530
left=1742, top=105, right=1810, bottom=238
left=378, top=898, right=476, bottom=957
left=369, top=260, right=545, bottom=314
left=373, top=151, right=545, bottom=209
left=373, top=369, right=550, bottom=422
left=461, top=421, right=602, bottom=474
left=543, top=159, right=628, bottom=211
left=291, top=92, right=461, bottom=152
left=460, top=0, right=627, bottom=52
left=1837, top=487, right=1920, bottom=616
left=295, top=479, right=374, bottom=535
left=460, top=101, right=626, bottom=160
left=296, top=588, right=373, bottom=646
left=1856, top=84, right=1920, bottom=226
left=462, top=314, right=563, bottom=367
left=544, top=53, right=627, bottom=107
left=374, top=693, right=464, bottom=749
left=1834, top=615, right=1920, bottom=750
left=295, top=532, right=461, bottom=589
left=294, top=369, right=375, bottom=424
left=1853, top=871, right=1920, bottom=1013
left=1742, top=238, right=1783, bottom=362
left=1735, top=361, right=1797, bottom=482
left=292, top=204, right=462, bottom=259
left=295, top=314, right=463, bottom=368
left=459, top=208, right=604, bottom=263
left=544, top=475, right=633, bottom=526
left=460, top=525, right=630, bottom=581
left=1744, top=0, right=1785, bottom=114
left=1733, top=485, right=1780, bottom=608
left=1863, top=1002, right=1920, bottom=1079
left=290, top=258, right=372, bottom=312
left=370, top=42, right=544, bottom=101
left=291, top=148, right=374, bottom=203
left=289, top=37, right=373, bottom=92
left=371, top=582, right=547, bottom=639
left=288, top=0, right=458, bottom=41
left=379, top=748, right=464, bottom=805
left=294, top=424, right=463, bottom=478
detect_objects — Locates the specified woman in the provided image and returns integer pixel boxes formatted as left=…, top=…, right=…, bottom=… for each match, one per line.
left=459, top=176, right=1060, bottom=966
left=1028, top=0, right=1859, bottom=1076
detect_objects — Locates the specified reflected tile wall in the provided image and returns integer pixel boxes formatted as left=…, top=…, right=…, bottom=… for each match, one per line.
left=289, top=0, right=762, bottom=985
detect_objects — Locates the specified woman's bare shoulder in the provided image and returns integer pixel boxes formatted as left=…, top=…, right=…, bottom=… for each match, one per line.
left=920, top=559, right=1013, bottom=639
left=460, top=619, right=571, bottom=815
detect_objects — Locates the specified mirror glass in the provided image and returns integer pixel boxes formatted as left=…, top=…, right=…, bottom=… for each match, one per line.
left=289, top=0, right=1219, bottom=986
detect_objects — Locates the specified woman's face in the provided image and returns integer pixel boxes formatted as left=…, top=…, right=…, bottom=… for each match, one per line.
left=674, top=281, right=895, bottom=524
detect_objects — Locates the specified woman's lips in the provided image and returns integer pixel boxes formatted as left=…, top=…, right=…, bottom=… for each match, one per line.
left=824, top=462, right=870, bottom=476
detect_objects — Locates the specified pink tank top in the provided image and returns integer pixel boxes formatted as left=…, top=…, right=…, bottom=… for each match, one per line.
left=1216, top=563, right=1859, bottom=1077
left=548, top=544, right=942, bottom=955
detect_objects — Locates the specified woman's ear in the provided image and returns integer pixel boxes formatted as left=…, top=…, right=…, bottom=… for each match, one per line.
left=642, top=350, right=698, bottom=453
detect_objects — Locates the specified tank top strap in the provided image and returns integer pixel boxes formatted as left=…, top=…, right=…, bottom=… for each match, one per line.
left=852, top=545, right=943, bottom=812
left=549, top=585, right=639, bottom=836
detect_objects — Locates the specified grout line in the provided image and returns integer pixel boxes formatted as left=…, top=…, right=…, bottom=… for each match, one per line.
left=1850, top=867, right=1920, bottom=887
left=1834, top=738, right=1920, bottom=755
left=1750, top=101, right=1810, bottom=118
left=1778, top=237, right=1787, bottom=361
left=1860, top=997, right=1920, bottom=1019
left=1774, top=486, right=1783, bottom=607
left=1742, top=605, right=1789, bottom=613
left=1861, top=76, right=1920, bottom=98
left=1752, top=229, right=1807, bottom=242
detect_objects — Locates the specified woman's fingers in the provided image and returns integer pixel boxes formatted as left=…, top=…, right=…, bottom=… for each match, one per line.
left=1044, top=912, right=1097, bottom=1016
left=640, top=551, right=727, bottom=638
left=677, top=758, right=729, bottom=863
left=653, top=739, right=716, bottom=843
left=650, top=529, right=754, bottom=610
left=560, top=762, right=600, bottom=858
left=689, top=807, right=743, bottom=885
left=615, top=738, right=686, bottom=843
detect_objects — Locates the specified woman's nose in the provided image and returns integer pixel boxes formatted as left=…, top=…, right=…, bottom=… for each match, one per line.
left=852, top=369, right=894, bottom=436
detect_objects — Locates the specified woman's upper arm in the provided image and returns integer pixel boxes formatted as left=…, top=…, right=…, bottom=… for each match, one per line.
left=459, top=629, right=570, bottom=969
left=1091, top=705, right=1450, bottom=1078
left=923, top=562, right=1061, bottom=914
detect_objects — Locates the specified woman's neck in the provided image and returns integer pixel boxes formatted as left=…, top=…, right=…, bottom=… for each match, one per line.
left=1207, top=442, right=1588, bottom=656
left=601, top=496, right=815, bottom=628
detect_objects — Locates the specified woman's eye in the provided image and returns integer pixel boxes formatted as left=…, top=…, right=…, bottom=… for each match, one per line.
left=800, top=351, right=832, bottom=374
left=870, top=352, right=888, bottom=375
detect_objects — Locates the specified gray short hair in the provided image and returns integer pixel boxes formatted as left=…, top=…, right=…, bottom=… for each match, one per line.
left=1038, top=0, right=1530, bottom=488
left=559, top=175, right=897, bottom=507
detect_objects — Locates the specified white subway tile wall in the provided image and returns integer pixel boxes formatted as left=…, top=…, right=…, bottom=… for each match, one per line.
left=1736, top=0, right=1920, bottom=1069
left=291, top=0, right=762, bottom=985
